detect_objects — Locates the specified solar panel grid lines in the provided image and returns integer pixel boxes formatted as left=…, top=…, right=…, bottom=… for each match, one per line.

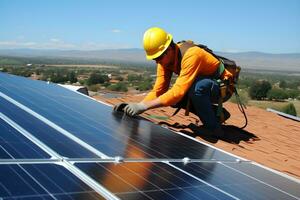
left=165, top=162, right=240, bottom=200
left=66, top=157, right=251, bottom=164
left=0, top=91, right=111, bottom=160
left=0, top=89, right=236, bottom=161
left=0, top=105, right=118, bottom=199
left=219, top=162, right=300, bottom=199
left=75, top=162, right=237, bottom=200
left=251, top=161, right=300, bottom=185
left=0, top=112, right=60, bottom=160
left=0, top=72, right=300, bottom=200
left=0, top=164, right=107, bottom=200
left=0, top=117, right=50, bottom=160
left=0, top=73, right=238, bottom=160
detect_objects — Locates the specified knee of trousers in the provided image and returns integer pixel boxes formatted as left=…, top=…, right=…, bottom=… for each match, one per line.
left=190, top=79, right=216, bottom=97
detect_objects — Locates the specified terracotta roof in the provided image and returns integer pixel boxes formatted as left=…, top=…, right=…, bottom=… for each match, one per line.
left=93, top=94, right=300, bottom=179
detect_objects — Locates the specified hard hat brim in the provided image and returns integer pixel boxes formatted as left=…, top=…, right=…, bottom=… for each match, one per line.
left=145, top=33, right=173, bottom=60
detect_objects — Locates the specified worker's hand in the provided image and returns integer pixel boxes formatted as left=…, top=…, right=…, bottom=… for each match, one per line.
left=113, top=103, right=128, bottom=112
left=124, top=103, right=147, bottom=116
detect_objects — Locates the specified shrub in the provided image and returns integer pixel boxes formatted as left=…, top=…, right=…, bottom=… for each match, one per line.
left=107, top=82, right=128, bottom=92
left=87, top=84, right=100, bottom=92
left=267, top=88, right=288, bottom=101
left=281, top=103, right=297, bottom=116
left=279, top=80, right=287, bottom=89
left=248, top=80, right=271, bottom=100
left=136, top=80, right=153, bottom=91
left=286, top=89, right=300, bottom=99
left=87, top=72, right=109, bottom=85
left=67, top=71, right=78, bottom=83
left=127, top=74, right=142, bottom=82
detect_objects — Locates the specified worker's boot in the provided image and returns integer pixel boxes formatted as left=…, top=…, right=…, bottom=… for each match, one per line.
left=211, top=126, right=224, bottom=138
left=196, top=125, right=224, bottom=138
left=212, top=105, right=231, bottom=123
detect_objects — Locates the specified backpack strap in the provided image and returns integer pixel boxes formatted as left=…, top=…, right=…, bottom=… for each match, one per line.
left=173, top=41, right=232, bottom=122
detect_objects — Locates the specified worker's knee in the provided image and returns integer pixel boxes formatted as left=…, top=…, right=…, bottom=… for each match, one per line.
left=190, top=78, right=219, bottom=100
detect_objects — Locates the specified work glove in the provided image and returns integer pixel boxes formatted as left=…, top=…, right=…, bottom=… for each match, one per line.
left=113, top=103, right=128, bottom=112
left=124, top=103, right=147, bottom=117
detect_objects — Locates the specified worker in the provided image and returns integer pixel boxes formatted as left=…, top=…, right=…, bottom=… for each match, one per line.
left=114, top=27, right=233, bottom=137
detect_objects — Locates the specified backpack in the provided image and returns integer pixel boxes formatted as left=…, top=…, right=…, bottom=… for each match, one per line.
left=176, top=40, right=248, bottom=128
left=178, top=40, right=241, bottom=84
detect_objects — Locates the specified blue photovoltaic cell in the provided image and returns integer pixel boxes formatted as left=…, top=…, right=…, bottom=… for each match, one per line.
left=172, top=162, right=300, bottom=200
left=0, top=163, right=105, bottom=199
left=0, top=118, right=50, bottom=159
left=76, top=162, right=235, bottom=200
left=225, top=162, right=300, bottom=198
left=0, top=72, right=234, bottom=160
left=0, top=97, right=99, bottom=158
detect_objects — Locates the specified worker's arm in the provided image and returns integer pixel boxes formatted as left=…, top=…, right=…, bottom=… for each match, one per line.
left=159, top=47, right=220, bottom=106
left=123, top=54, right=201, bottom=116
left=123, top=64, right=170, bottom=116
left=158, top=54, right=201, bottom=106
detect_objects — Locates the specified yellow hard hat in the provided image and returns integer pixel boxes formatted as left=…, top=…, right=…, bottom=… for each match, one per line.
left=143, top=27, right=173, bottom=60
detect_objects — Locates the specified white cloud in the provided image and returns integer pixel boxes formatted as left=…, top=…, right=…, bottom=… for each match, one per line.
left=221, top=49, right=242, bottom=53
left=50, top=38, right=61, bottom=42
left=0, top=39, right=132, bottom=50
left=0, top=41, right=37, bottom=48
left=0, top=40, right=75, bottom=49
left=111, top=29, right=121, bottom=33
left=16, top=35, right=25, bottom=40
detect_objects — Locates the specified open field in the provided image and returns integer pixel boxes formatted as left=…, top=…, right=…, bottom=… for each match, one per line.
left=46, top=64, right=120, bottom=68
left=248, top=100, right=300, bottom=117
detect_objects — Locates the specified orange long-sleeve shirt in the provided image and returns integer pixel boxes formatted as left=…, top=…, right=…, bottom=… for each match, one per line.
left=143, top=44, right=230, bottom=106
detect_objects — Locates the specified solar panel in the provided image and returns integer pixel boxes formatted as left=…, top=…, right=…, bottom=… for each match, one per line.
left=0, top=73, right=235, bottom=160
left=171, top=162, right=300, bottom=199
left=0, top=72, right=299, bottom=200
left=75, top=162, right=237, bottom=200
left=0, top=97, right=99, bottom=158
left=0, top=118, right=50, bottom=159
left=0, top=163, right=105, bottom=199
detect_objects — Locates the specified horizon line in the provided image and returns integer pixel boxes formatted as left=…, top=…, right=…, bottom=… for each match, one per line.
left=0, top=48, right=300, bottom=55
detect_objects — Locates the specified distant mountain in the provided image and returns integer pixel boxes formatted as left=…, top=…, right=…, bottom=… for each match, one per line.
left=0, top=48, right=299, bottom=72
left=217, top=51, right=300, bottom=72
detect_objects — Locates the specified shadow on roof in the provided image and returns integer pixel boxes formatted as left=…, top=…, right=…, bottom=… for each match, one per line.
left=158, top=122, right=259, bottom=144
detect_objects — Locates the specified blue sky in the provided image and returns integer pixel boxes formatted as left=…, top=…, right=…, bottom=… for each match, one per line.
left=0, top=0, right=299, bottom=53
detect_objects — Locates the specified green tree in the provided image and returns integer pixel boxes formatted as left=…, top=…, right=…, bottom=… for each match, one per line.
left=279, top=80, right=287, bottom=89
left=136, top=80, right=153, bottom=91
left=107, top=82, right=128, bottom=92
left=87, top=72, right=109, bottom=85
left=267, top=88, right=288, bottom=101
left=128, top=74, right=142, bottom=82
left=50, top=73, right=68, bottom=83
left=282, top=103, right=297, bottom=116
left=286, top=89, right=300, bottom=99
left=67, top=71, right=78, bottom=83
left=248, top=80, right=271, bottom=100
